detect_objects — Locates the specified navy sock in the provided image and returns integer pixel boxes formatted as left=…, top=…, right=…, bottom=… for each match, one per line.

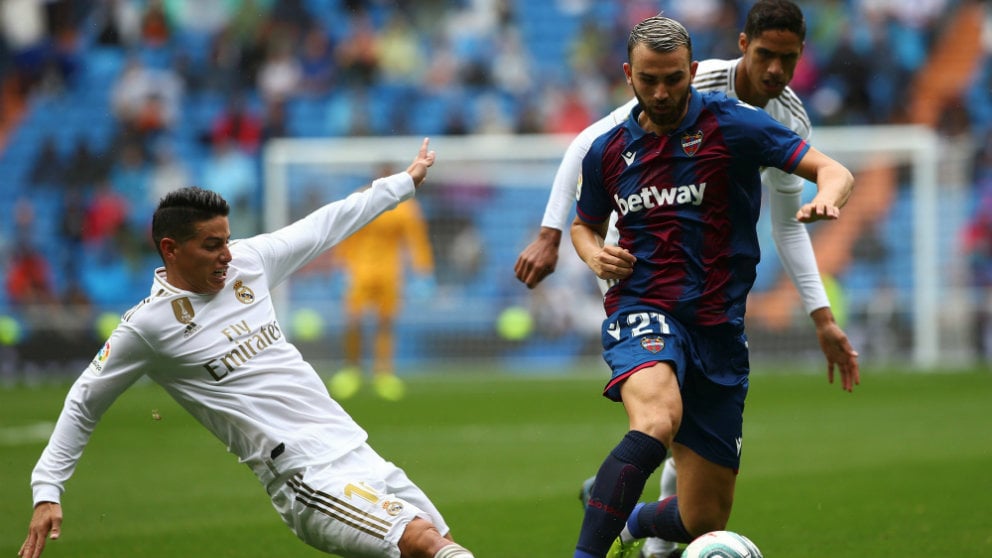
left=629, top=496, right=693, bottom=544
left=574, top=431, right=668, bottom=557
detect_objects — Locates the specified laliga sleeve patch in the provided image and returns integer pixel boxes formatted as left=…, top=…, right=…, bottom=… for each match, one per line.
left=90, top=341, right=112, bottom=374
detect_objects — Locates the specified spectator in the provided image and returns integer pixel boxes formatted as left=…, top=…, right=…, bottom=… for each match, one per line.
left=377, top=14, right=421, bottom=86
left=0, top=0, right=49, bottom=98
left=82, top=180, right=129, bottom=246
left=296, top=26, right=336, bottom=97
left=93, top=0, right=142, bottom=48
left=256, top=35, right=302, bottom=104
left=202, top=25, right=245, bottom=94
left=64, top=136, right=109, bottom=190
left=334, top=12, right=380, bottom=88
left=110, top=57, right=184, bottom=147
left=28, top=136, right=65, bottom=188
left=260, top=98, right=289, bottom=142
left=139, top=0, right=171, bottom=49
left=491, top=27, right=533, bottom=96
left=59, top=189, right=87, bottom=278
left=543, top=88, right=594, bottom=135
left=6, top=243, right=57, bottom=308
left=209, top=95, right=263, bottom=154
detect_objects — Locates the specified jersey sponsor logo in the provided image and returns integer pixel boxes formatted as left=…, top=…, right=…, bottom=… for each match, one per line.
left=640, top=336, right=666, bottom=353
left=233, top=280, right=255, bottom=304
left=90, top=341, right=112, bottom=373
left=613, top=182, right=707, bottom=215
left=621, top=150, right=636, bottom=166
left=172, top=297, right=195, bottom=324
left=681, top=130, right=703, bottom=157
left=203, top=320, right=283, bottom=380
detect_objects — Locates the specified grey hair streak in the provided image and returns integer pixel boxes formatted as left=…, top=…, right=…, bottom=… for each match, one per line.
left=627, top=15, right=692, bottom=59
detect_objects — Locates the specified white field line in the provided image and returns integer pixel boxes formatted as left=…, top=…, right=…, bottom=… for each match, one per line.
left=0, top=422, right=55, bottom=446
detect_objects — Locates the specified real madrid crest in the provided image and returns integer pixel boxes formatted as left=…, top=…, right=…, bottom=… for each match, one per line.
left=681, top=130, right=703, bottom=157
left=233, top=280, right=255, bottom=304
left=381, top=500, right=404, bottom=516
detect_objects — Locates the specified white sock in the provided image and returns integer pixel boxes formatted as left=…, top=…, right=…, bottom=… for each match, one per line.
left=659, top=456, right=677, bottom=499
left=434, top=543, right=474, bottom=558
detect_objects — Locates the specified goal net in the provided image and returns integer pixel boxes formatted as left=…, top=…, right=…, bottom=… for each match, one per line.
left=263, top=127, right=962, bottom=373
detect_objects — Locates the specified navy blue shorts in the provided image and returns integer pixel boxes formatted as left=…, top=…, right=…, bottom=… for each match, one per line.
left=600, top=306, right=750, bottom=470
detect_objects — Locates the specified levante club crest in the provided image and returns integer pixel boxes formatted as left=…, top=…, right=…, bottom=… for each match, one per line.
left=681, top=130, right=703, bottom=157
left=640, top=336, right=666, bottom=353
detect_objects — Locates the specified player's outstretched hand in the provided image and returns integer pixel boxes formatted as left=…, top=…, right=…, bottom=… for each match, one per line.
left=515, top=227, right=562, bottom=289
left=19, top=502, right=62, bottom=558
left=406, top=137, right=436, bottom=188
left=795, top=199, right=841, bottom=223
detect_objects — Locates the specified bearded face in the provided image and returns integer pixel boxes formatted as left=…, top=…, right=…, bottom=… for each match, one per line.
left=624, top=44, right=697, bottom=134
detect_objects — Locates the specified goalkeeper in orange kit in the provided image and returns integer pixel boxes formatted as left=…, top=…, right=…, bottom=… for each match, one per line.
left=327, top=184, right=435, bottom=401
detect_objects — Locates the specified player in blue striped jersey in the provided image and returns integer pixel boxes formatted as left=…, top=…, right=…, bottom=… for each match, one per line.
left=569, top=15, right=855, bottom=558
left=518, top=2, right=859, bottom=555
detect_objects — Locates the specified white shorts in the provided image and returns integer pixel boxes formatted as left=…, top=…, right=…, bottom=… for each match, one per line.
left=269, top=443, right=450, bottom=558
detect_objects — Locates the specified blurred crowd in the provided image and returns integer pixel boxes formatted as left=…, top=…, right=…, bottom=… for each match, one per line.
left=5, top=0, right=992, bottom=367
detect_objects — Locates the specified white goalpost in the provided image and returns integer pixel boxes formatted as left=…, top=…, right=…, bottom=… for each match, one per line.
left=263, top=126, right=949, bottom=370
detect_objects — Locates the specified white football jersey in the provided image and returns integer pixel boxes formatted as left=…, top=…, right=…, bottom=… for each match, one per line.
left=694, top=57, right=812, bottom=194
left=31, top=173, right=417, bottom=504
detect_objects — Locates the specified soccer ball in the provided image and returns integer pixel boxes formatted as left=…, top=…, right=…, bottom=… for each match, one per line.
left=682, top=530, right=762, bottom=558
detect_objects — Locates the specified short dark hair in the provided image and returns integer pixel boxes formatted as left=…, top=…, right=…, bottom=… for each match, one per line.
left=627, top=15, right=693, bottom=61
left=151, top=187, right=230, bottom=258
left=743, top=0, right=806, bottom=42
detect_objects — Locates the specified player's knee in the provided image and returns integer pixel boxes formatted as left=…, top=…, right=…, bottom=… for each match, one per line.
left=628, top=413, right=679, bottom=446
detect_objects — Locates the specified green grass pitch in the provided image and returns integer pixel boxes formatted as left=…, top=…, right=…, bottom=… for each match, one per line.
left=2, top=364, right=991, bottom=556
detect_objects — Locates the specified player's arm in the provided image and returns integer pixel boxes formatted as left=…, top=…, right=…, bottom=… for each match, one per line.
left=790, top=146, right=854, bottom=222
left=571, top=135, right=637, bottom=281
left=251, top=138, right=434, bottom=287
left=571, top=216, right=636, bottom=281
left=22, top=324, right=151, bottom=557
left=515, top=101, right=636, bottom=288
left=780, top=149, right=860, bottom=390
left=769, top=180, right=860, bottom=391
left=514, top=129, right=595, bottom=288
